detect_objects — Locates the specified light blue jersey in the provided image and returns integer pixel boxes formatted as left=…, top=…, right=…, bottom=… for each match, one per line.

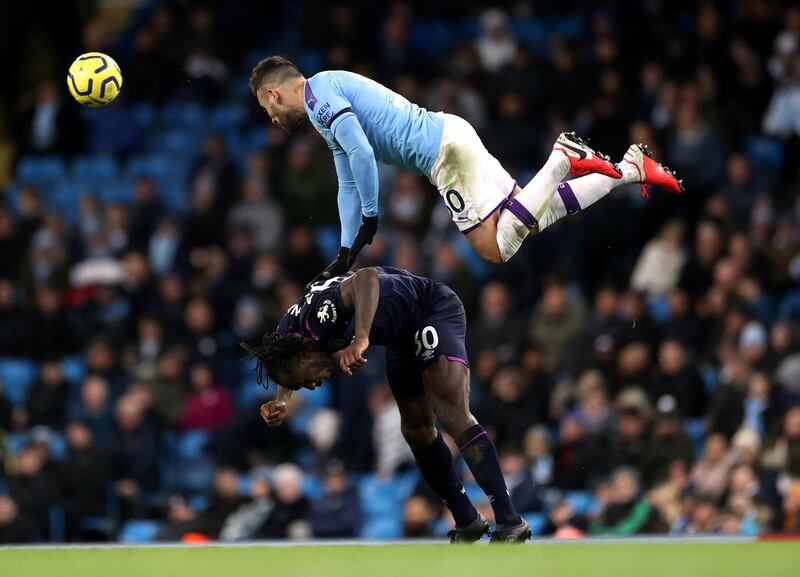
left=302, top=70, right=445, bottom=246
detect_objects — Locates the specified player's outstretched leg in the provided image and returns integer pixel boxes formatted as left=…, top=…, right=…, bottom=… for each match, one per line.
left=421, top=357, right=531, bottom=543
left=533, top=143, right=685, bottom=232
left=495, top=132, right=621, bottom=262
left=621, top=143, right=685, bottom=198
left=396, top=395, right=489, bottom=543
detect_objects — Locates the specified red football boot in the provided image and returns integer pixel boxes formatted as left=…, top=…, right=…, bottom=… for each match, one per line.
left=553, top=131, right=622, bottom=179
left=623, top=143, right=685, bottom=198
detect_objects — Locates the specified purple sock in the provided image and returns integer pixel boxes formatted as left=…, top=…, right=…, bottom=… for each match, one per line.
left=457, top=424, right=521, bottom=527
left=412, top=432, right=478, bottom=528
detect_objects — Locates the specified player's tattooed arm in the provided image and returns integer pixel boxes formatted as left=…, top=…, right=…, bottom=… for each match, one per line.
left=337, top=268, right=379, bottom=375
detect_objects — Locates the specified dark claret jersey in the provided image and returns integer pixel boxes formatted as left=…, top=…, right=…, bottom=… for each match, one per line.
left=277, top=267, right=449, bottom=353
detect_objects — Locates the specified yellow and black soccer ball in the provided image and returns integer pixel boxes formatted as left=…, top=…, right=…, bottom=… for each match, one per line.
left=67, top=52, right=123, bottom=107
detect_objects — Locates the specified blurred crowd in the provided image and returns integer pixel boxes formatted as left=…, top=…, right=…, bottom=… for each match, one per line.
left=2, top=0, right=800, bottom=543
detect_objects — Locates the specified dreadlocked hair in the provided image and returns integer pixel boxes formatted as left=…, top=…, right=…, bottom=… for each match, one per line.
left=240, top=332, right=312, bottom=389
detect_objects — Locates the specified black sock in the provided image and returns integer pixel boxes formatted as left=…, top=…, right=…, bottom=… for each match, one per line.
left=412, top=432, right=478, bottom=528
left=457, top=424, right=521, bottom=527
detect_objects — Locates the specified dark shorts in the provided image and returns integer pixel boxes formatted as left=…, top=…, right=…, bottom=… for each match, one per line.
left=384, top=286, right=468, bottom=399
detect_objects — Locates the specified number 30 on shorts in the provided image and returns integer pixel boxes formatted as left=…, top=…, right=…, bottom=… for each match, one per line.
left=414, top=326, right=439, bottom=356
left=445, top=190, right=465, bottom=215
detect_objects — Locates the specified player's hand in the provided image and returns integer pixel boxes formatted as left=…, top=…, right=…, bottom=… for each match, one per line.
left=337, top=337, right=369, bottom=376
left=347, top=215, right=378, bottom=267
left=306, top=247, right=351, bottom=292
left=260, top=400, right=288, bottom=427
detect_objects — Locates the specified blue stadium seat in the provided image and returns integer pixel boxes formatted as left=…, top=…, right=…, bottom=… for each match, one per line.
left=177, top=430, right=211, bottom=459
left=16, top=156, right=66, bottom=185
left=747, top=136, right=784, bottom=169
left=188, top=495, right=209, bottom=512
left=125, top=155, right=172, bottom=180
left=564, top=491, right=596, bottom=516
left=221, top=130, right=245, bottom=163
left=157, top=181, right=185, bottom=213
left=684, top=418, right=706, bottom=456
left=245, top=127, right=268, bottom=151
left=511, top=20, right=547, bottom=47
left=547, top=15, right=585, bottom=39
left=296, top=50, right=324, bottom=76
left=97, top=180, right=135, bottom=204
left=701, top=365, right=718, bottom=395
left=131, top=102, right=157, bottom=130
left=118, top=520, right=163, bottom=543
left=48, top=432, right=68, bottom=461
left=302, top=475, right=323, bottom=501
left=230, top=73, right=252, bottom=100
left=409, top=20, right=455, bottom=61
left=154, top=129, right=204, bottom=157
left=50, top=506, right=65, bottom=542
left=315, top=226, right=340, bottom=261
left=457, top=19, right=480, bottom=40
left=522, top=513, right=548, bottom=536
left=48, top=183, right=84, bottom=223
left=61, top=356, right=87, bottom=388
left=3, top=184, right=22, bottom=210
left=8, top=430, right=67, bottom=460
left=0, top=359, right=38, bottom=406
left=237, top=474, right=253, bottom=497
left=648, top=296, right=670, bottom=323
left=161, top=103, right=205, bottom=127
left=358, top=474, right=404, bottom=539
left=210, top=103, right=248, bottom=130
left=174, top=431, right=215, bottom=494
left=7, top=432, right=29, bottom=454
left=71, top=155, right=119, bottom=181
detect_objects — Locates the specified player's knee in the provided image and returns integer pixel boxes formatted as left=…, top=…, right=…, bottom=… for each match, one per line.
left=401, top=424, right=437, bottom=451
left=437, top=410, right=477, bottom=441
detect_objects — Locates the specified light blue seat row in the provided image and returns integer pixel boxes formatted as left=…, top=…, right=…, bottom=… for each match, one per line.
left=0, top=358, right=38, bottom=406
left=16, top=156, right=66, bottom=185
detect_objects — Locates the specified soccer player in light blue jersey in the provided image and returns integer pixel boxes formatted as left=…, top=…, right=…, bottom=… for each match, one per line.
left=249, top=56, right=683, bottom=284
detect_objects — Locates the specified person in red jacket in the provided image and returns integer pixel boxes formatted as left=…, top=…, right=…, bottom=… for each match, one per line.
left=180, top=360, right=234, bottom=431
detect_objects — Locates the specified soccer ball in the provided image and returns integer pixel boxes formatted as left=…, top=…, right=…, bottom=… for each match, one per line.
left=67, top=52, right=123, bottom=107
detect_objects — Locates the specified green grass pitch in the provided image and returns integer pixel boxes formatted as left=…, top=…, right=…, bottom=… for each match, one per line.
left=1, top=541, right=798, bottom=577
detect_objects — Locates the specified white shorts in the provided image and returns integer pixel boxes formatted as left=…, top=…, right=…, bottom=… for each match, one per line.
left=428, top=114, right=517, bottom=233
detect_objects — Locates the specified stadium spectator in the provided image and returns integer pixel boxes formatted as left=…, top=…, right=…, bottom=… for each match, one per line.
left=70, top=375, right=114, bottom=446
left=649, top=339, right=707, bottom=419
left=111, top=394, right=160, bottom=518
left=59, top=421, right=112, bottom=541
left=689, top=433, right=736, bottom=500
left=0, top=495, right=40, bottom=544
left=258, top=464, right=309, bottom=539
left=8, top=444, right=59, bottom=538
left=468, top=281, right=526, bottom=374
left=402, top=495, right=436, bottom=538
left=158, top=468, right=245, bottom=541
left=16, top=80, right=84, bottom=157
left=23, top=359, right=69, bottom=429
left=590, top=468, right=667, bottom=535
left=477, top=368, right=541, bottom=449
left=180, top=361, right=235, bottom=432
left=631, top=220, right=688, bottom=297
left=308, top=462, right=362, bottom=538
left=529, top=278, right=587, bottom=370
left=219, top=473, right=273, bottom=541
